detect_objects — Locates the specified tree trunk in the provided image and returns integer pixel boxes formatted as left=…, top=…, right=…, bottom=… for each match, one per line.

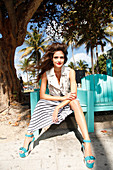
left=0, top=46, right=21, bottom=112
left=27, top=71, right=29, bottom=85
left=71, top=45, right=76, bottom=68
left=110, top=36, right=113, bottom=47
left=91, top=47, right=94, bottom=74
left=96, top=45, right=99, bottom=74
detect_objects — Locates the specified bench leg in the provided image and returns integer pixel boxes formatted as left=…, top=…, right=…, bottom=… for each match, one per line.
left=30, top=91, right=40, bottom=136
left=86, top=91, right=94, bottom=132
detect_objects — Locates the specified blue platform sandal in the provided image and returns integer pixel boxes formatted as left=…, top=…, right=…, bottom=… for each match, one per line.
left=81, top=140, right=96, bottom=169
left=19, top=134, right=35, bottom=158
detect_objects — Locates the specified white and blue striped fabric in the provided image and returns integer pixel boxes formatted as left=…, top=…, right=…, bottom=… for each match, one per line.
left=27, top=99, right=73, bottom=133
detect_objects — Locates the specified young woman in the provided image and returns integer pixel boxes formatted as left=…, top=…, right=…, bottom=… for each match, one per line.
left=19, top=42, right=95, bottom=169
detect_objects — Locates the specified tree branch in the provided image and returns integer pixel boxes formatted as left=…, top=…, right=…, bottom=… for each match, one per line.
left=21, top=0, right=43, bottom=26
left=16, top=0, right=43, bottom=46
left=3, top=0, right=17, bottom=39
left=14, top=0, right=25, bottom=9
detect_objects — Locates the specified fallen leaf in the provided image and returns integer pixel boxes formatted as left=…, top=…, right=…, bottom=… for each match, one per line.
left=9, top=121, right=12, bottom=124
left=101, top=130, right=107, bottom=133
left=27, top=123, right=29, bottom=126
left=17, top=117, right=21, bottom=121
left=10, top=103, right=17, bottom=106
left=26, top=115, right=31, bottom=118
left=11, top=122, right=19, bottom=126
left=18, top=114, right=22, bottom=117
left=1, top=112, right=7, bottom=115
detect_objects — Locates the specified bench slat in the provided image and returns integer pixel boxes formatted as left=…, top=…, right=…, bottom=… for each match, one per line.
left=82, top=74, right=113, bottom=104
left=81, top=74, right=113, bottom=132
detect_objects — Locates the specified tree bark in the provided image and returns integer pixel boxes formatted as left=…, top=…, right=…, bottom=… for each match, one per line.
left=0, top=0, right=43, bottom=110
left=0, top=46, right=21, bottom=111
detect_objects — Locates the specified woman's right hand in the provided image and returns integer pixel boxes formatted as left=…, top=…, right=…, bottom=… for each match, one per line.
left=52, top=107, right=59, bottom=123
left=65, top=92, right=77, bottom=101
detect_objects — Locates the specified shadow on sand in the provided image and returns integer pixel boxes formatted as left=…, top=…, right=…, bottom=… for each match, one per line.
left=89, top=128, right=113, bottom=170
left=33, top=114, right=83, bottom=147
left=32, top=113, right=113, bottom=170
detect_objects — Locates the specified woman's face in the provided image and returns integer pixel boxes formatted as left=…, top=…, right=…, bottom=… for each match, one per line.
left=52, top=51, right=65, bottom=68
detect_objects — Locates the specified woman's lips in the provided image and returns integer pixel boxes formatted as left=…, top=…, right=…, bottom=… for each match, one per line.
left=57, top=63, right=61, bottom=65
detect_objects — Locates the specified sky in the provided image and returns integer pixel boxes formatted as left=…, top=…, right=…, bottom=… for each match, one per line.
left=14, top=24, right=113, bottom=82
left=66, top=42, right=112, bottom=66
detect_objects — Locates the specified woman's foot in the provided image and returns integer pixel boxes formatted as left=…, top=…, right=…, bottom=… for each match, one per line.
left=19, top=133, right=35, bottom=157
left=81, top=139, right=95, bottom=168
left=83, top=142, right=95, bottom=163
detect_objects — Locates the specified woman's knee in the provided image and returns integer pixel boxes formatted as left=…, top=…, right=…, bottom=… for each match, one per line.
left=70, top=99, right=83, bottom=113
left=70, top=99, right=80, bottom=108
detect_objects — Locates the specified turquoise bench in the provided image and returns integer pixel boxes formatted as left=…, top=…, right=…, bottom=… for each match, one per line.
left=30, top=87, right=94, bottom=134
left=81, top=74, right=113, bottom=131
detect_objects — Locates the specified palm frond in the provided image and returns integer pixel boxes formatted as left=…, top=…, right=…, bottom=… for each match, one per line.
left=18, top=48, right=27, bottom=53
left=36, top=46, right=44, bottom=53
left=20, top=47, right=34, bottom=58
left=76, top=36, right=87, bottom=48
left=104, top=37, right=113, bottom=45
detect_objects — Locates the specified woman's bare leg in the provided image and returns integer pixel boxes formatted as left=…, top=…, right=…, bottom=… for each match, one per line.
left=19, top=125, right=50, bottom=154
left=70, top=99, right=94, bottom=163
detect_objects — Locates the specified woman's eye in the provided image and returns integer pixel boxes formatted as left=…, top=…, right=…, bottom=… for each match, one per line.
left=53, top=56, right=64, bottom=59
left=60, top=57, right=64, bottom=59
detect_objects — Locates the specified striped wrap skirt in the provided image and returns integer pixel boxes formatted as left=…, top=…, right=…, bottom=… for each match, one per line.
left=27, top=99, right=73, bottom=133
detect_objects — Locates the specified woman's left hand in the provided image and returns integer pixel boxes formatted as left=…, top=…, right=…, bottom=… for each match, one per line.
left=65, top=92, right=77, bottom=101
left=52, top=107, right=59, bottom=123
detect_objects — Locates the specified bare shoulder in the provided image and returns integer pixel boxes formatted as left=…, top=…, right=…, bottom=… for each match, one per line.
left=69, top=68, right=76, bottom=81
left=41, top=72, right=47, bottom=79
left=40, top=72, right=47, bottom=90
left=69, top=68, right=75, bottom=75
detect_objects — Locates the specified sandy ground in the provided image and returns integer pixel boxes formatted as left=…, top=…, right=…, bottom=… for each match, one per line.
left=1, top=102, right=113, bottom=170
left=0, top=102, right=30, bottom=142
left=0, top=101, right=113, bottom=143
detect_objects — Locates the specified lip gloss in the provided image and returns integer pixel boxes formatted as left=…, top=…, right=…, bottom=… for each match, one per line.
left=57, top=63, right=61, bottom=65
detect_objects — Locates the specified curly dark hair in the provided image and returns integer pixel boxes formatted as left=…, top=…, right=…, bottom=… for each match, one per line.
left=37, top=42, right=68, bottom=81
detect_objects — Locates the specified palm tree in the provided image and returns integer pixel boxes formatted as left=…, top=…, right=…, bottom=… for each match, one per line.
left=63, top=33, right=78, bottom=66
left=75, top=34, right=95, bottom=74
left=85, top=41, right=95, bottom=74
left=68, top=62, right=76, bottom=70
left=66, top=39, right=76, bottom=65
left=18, top=58, right=30, bottom=83
left=76, top=32, right=113, bottom=74
left=76, top=60, right=89, bottom=72
left=19, top=28, right=49, bottom=74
